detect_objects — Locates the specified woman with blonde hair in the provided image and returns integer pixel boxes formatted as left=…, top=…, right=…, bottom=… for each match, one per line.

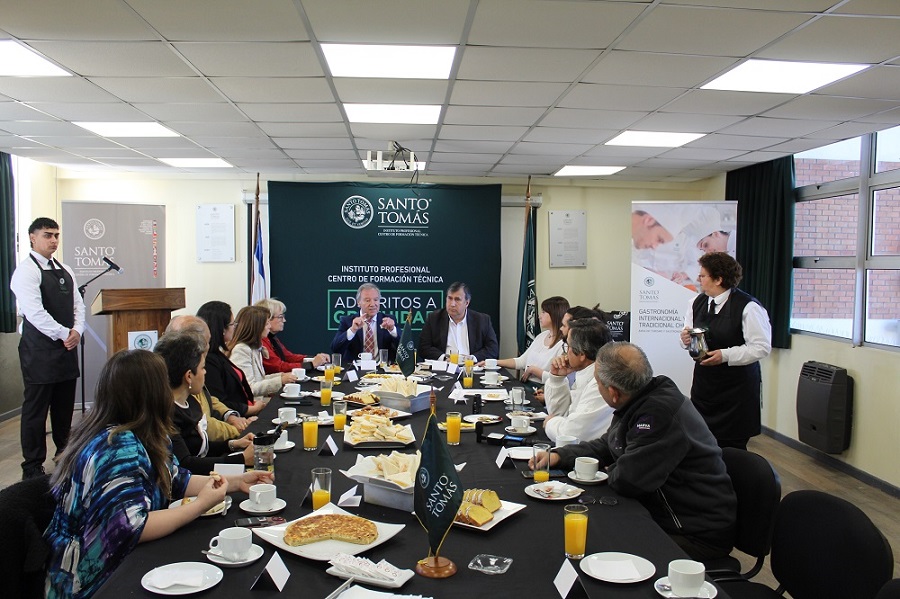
left=228, top=305, right=297, bottom=400
left=254, top=298, right=330, bottom=373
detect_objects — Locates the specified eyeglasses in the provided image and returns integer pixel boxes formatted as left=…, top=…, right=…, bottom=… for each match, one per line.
left=578, top=495, right=618, bottom=506
left=271, top=314, right=286, bottom=321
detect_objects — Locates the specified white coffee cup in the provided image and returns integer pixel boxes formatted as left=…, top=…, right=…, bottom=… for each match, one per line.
left=292, top=368, right=306, bottom=380
left=511, top=415, right=530, bottom=433
left=668, top=559, right=705, bottom=596
left=209, top=526, right=252, bottom=561
left=556, top=435, right=579, bottom=447
left=278, top=407, right=297, bottom=424
left=574, top=457, right=599, bottom=481
left=274, top=430, right=289, bottom=449
left=249, top=483, right=277, bottom=509
left=283, top=383, right=301, bottom=397
left=358, top=352, right=373, bottom=361
left=485, top=358, right=498, bottom=369
left=482, top=371, right=499, bottom=385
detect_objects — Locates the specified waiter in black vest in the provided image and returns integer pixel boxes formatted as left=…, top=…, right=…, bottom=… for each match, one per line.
left=9, top=217, right=85, bottom=479
left=680, top=252, right=771, bottom=450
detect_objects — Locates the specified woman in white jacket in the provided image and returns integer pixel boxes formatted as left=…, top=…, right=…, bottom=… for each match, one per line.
left=228, top=305, right=296, bottom=401
left=494, top=296, right=569, bottom=385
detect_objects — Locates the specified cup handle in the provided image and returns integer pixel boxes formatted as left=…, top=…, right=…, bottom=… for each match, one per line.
left=249, top=489, right=259, bottom=504
left=210, top=537, right=220, bottom=550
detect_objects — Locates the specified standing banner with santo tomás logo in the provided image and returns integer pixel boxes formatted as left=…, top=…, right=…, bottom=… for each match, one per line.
left=267, top=182, right=502, bottom=355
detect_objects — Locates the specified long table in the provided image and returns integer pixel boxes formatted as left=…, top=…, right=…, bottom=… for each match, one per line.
left=95, top=368, right=729, bottom=598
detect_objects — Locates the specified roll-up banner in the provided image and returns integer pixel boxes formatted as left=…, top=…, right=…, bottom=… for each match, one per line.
left=267, top=182, right=502, bottom=355
left=630, top=201, right=737, bottom=394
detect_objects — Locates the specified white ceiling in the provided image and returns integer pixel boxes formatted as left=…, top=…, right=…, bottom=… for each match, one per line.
left=1, top=0, right=899, bottom=182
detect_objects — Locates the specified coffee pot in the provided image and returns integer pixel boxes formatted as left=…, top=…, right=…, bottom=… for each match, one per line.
left=687, top=328, right=709, bottom=362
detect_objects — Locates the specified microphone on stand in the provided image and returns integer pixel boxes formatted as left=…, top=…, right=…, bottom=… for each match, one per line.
left=102, top=256, right=124, bottom=273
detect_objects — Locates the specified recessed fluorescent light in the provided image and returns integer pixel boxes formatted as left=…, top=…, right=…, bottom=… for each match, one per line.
left=0, top=41, right=70, bottom=77
left=606, top=131, right=705, bottom=148
left=554, top=165, right=626, bottom=177
left=159, top=158, right=232, bottom=168
left=345, top=104, right=441, bottom=125
left=322, top=44, right=455, bottom=79
left=74, top=122, right=180, bottom=138
left=702, top=59, right=868, bottom=94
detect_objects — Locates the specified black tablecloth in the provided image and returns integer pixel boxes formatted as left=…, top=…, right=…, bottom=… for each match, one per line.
left=94, top=369, right=729, bottom=599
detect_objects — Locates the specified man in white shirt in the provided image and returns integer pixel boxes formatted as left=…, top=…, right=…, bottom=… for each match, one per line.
left=543, top=318, right=613, bottom=444
left=418, top=282, right=499, bottom=362
left=9, top=217, right=85, bottom=479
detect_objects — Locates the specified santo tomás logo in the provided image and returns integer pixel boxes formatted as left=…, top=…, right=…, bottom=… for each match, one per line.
left=341, top=195, right=374, bottom=229
left=83, top=218, right=106, bottom=240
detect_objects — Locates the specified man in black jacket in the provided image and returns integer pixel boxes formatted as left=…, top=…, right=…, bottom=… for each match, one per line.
left=417, top=281, right=498, bottom=362
left=534, top=341, right=736, bottom=560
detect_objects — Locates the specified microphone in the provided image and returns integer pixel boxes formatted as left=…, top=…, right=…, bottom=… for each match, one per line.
left=102, top=256, right=124, bottom=273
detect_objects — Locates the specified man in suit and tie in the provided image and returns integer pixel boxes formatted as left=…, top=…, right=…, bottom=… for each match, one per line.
left=331, top=282, right=399, bottom=365
left=418, top=281, right=499, bottom=362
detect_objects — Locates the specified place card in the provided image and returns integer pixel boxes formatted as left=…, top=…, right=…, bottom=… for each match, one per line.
left=346, top=369, right=359, bottom=382
left=358, top=359, right=377, bottom=370
left=213, top=463, right=245, bottom=477
left=431, top=361, right=448, bottom=372
left=495, top=447, right=510, bottom=468
left=338, top=484, right=361, bottom=507
left=446, top=363, right=459, bottom=375
left=455, top=462, right=466, bottom=472
left=319, top=435, right=339, bottom=456
left=553, top=558, right=580, bottom=599
left=251, top=551, right=290, bottom=591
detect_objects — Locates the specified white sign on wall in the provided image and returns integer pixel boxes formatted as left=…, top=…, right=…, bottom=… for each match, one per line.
left=548, top=210, right=586, bottom=268
left=196, top=204, right=235, bottom=262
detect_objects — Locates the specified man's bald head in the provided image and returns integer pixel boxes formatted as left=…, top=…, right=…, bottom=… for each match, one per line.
left=167, top=315, right=211, bottom=344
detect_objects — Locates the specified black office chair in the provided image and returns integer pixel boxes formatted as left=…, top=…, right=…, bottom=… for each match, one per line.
left=705, top=447, right=781, bottom=581
left=720, top=490, right=894, bottom=599
left=877, top=580, right=900, bottom=599
left=0, top=474, right=56, bottom=599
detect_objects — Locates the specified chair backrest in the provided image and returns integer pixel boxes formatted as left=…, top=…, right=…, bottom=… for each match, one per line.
left=0, top=475, right=56, bottom=599
left=877, top=580, right=900, bottom=599
left=771, top=490, right=894, bottom=599
left=722, top=448, right=781, bottom=562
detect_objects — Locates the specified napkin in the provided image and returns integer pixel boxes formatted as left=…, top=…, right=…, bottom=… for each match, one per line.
left=337, top=585, right=431, bottom=599
left=338, top=485, right=361, bottom=507
left=148, top=568, right=204, bottom=589
left=594, top=558, right=642, bottom=581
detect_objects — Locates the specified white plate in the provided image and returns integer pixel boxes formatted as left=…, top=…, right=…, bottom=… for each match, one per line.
left=168, top=496, right=232, bottom=517
left=293, top=375, right=311, bottom=382
left=274, top=441, right=296, bottom=452
left=505, top=425, right=536, bottom=436
left=253, top=504, right=405, bottom=561
left=654, top=577, right=718, bottom=598
left=506, top=446, right=535, bottom=460
left=453, top=500, right=526, bottom=532
left=524, top=482, right=583, bottom=501
left=239, top=497, right=287, bottom=515
left=205, top=543, right=265, bottom=568
left=567, top=471, right=609, bottom=485
left=347, top=408, right=412, bottom=420
left=271, top=417, right=301, bottom=426
left=478, top=391, right=508, bottom=402
left=141, top=562, right=223, bottom=595
left=437, top=422, right=477, bottom=433
left=312, top=376, right=344, bottom=385
left=326, top=565, right=415, bottom=589
left=506, top=411, right=547, bottom=421
left=580, top=552, right=656, bottom=583
left=464, top=414, right=502, bottom=424
left=312, top=391, right=346, bottom=399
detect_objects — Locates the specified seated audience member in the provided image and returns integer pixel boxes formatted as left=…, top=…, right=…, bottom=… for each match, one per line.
left=543, top=319, right=613, bottom=443
left=197, top=301, right=267, bottom=417
left=255, top=298, right=329, bottom=372
left=495, top=296, right=569, bottom=384
left=166, top=315, right=251, bottom=440
left=229, top=306, right=296, bottom=400
left=418, top=282, right=499, bottom=362
left=153, top=332, right=254, bottom=474
left=560, top=305, right=603, bottom=340
left=534, top=342, right=737, bottom=560
left=44, top=350, right=273, bottom=598
left=330, top=282, right=399, bottom=366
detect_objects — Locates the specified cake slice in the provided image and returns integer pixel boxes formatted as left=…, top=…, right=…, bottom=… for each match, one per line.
left=455, top=501, right=494, bottom=526
left=462, top=489, right=502, bottom=513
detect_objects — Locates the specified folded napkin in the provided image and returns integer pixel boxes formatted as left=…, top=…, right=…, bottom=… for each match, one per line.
left=338, top=585, right=430, bottom=599
left=593, top=558, right=641, bottom=581
left=148, top=568, right=204, bottom=589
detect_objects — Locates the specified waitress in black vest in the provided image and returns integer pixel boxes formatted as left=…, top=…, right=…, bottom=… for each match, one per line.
left=9, top=217, right=85, bottom=479
left=680, top=252, right=771, bottom=450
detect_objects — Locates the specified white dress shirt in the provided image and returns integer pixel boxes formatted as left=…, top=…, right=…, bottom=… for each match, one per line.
left=9, top=250, right=85, bottom=340
left=683, top=288, right=772, bottom=366
left=543, top=363, right=614, bottom=443
left=446, top=312, right=470, bottom=356
left=511, top=330, right=564, bottom=383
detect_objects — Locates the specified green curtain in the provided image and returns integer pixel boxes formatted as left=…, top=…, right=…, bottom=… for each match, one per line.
left=0, top=152, right=16, bottom=333
left=726, top=156, right=795, bottom=349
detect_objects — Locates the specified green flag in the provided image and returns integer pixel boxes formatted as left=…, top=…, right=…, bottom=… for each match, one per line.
left=414, top=412, right=463, bottom=556
left=396, top=314, right=416, bottom=377
left=517, top=200, right=538, bottom=354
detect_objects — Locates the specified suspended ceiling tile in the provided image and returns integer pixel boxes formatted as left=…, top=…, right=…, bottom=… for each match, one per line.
left=756, top=15, right=900, bottom=63
left=30, top=41, right=195, bottom=77
left=439, top=125, right=528, bottom=142
left=332, top=78, right=448, bottom=104
left=444, top=105, right=546, bottom=127
left=237, top=103, right=342, bottom=123
left=458, top=47, right=602, bottom=82
left=173, top=42, right=322, bottom=77
left=450, top=81, right=569, bottom=107
left=133, top=103, right=247, bottom=122
left=559, top=83, right=685, bottom=111
left=256, top=122, right=346, bottom=138
left=273, top=137, right=354, bottom=150
left=687, top=133, right=789, bottom=151
left=302, top=0, right=470, bottom=44
left=28, top=102, right=149, bottom=121
left=663, top=89, right=795, bottom=116
left=508, top=141, right=593, bottom=157
left=348, top=123, right=436, bottom=140
left=88, top=77, right=223, bottom=103
left=635, top=112, right=746, bottom=133
left=583, top=51, right=736, bottom=87
left=0, top=0, right=157, bottom=40
left=0, top=78, right=120, bottom=102
left=762, top=96, right=900, bottom=121
left=816, top=66, right=900, bottom=102
left=541, top=108, right=648, bottom=129
left=721, top=116, right=842, bottom=137
left=523, top=127, right=615, bottom=145
left=433, top=139, right=515, bottom=153
left=211, top=77, right=333, bottom=103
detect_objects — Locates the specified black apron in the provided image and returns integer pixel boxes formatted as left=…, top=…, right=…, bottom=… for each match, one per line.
left=689, top=289, right=761, bottom=441
left=18, top=255, right=80, bottom=385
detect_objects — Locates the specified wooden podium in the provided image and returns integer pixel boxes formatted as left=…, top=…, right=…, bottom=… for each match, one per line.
left=91, top=288, right=186, bottom=356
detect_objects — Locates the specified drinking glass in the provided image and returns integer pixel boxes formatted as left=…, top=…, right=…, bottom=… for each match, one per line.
left=311, top=467, right=332, bottom=510
left=331, top=353, right=342, bottom=374
left=320, top=379, right=333, bottom=406
left=533, top=443, right=551, bottom=482
left=378, top=349, right=389, bottom=368
left=446, top=411, right=462, bottom=446
left=332, top=399, right=347, bottom=432
left=564, top=504, right=589, bottom=559
left=302, top=414, right=319, bottom=451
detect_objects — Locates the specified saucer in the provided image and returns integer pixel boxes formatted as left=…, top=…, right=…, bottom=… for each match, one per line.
left=271, top=417, right=299, bottom=426
left=239, top=498, right=286, bottom=515
left=567, top=470, right=609, bottom=485
left=505, top=425, right=536, bottom=436
left=206, top=543, right=265, bottom=568
left=273, top=441, right=295, bottom=453
left=483, top=366, right=501, bottom=371
left=654, top=577, right=718, bottom=598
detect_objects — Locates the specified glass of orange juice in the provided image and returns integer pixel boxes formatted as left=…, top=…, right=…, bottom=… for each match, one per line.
left=302, top=414, right=319, bottom=452
left=533, top=443, right=551, bottom=482
left=332, top=399, right=347, bottom=432
left=311, top=467, right=331, bottom=510
left=324, top=364, right=335, bottom=383
left=446, top=411, right=462, bottom=446
left=319, top=379, right=333, bottom=406
left=462, top=361, right=474, bottom=388
left=448, top=350, right=459, bottom=365
left=331, top=353, right=342, bottom=375
left=564, top=504, right=589, bottom=559
left=464, top=354, right=474, bottom=370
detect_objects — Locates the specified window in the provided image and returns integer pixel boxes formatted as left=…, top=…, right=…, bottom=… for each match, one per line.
left=793, top=132, right=900, bottom=348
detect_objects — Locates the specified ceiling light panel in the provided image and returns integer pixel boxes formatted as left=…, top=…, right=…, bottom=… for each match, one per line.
left=74, top=122, right=180, bottom=137
left=0, top=41, right=70, bottom=77
left=322, top=44, right=455, bottom=79
left=606, top=130, right=706, bottom=147
left=344, top=104, right=441, bottom=125
left=702, top=59, right=868, bottom=94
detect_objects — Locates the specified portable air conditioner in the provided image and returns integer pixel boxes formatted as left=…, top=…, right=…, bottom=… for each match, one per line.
left=796, top=361, right=853, bottom=453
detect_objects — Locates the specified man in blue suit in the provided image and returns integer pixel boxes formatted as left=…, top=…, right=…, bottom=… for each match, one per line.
left=331, top=282, right=399, bottom=365
left=418, top=282, right=499, bottom=362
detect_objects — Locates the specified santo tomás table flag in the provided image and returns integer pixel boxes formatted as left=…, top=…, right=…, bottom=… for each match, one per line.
left=414, top=405, right=463, bottom=557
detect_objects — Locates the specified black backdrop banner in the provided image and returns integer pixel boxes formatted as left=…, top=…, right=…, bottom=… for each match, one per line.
left=268, top=182, right=502, bottom=356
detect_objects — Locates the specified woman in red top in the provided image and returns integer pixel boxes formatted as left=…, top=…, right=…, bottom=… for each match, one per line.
left=254, top=298, right=330, bottom=373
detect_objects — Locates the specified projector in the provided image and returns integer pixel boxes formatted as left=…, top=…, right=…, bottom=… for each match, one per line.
left=363, top=149, right=425, bottom=175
